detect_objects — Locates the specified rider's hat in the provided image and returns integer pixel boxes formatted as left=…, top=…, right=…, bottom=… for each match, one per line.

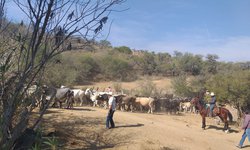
left=210, top=92, right=215, bottom=96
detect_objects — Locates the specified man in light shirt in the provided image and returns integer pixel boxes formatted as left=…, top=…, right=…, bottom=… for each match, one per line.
left=106, top=93, right=116, bottom=129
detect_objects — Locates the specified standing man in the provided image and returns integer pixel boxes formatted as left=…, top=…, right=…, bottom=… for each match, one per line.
left=209, top=92, right=216, bottom=117
left=236, top=109, right=250, bottom=148
left=106, top=93, right=116, bottom=129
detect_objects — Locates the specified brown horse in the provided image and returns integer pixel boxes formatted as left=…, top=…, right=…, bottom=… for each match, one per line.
left=191, top=97, right=233, bottom=132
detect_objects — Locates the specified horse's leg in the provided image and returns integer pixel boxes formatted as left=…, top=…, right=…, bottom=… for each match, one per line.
left=223, top=114, right=229, bottom=132
left=202, top=115, right=206, bottom=129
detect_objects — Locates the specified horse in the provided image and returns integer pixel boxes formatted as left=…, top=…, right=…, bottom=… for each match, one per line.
left=190, top=97, right=233, bottom=132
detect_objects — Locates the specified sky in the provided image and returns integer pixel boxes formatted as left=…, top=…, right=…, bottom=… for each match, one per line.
left=6, top=0, right=250, bottom=62
left=105, top=0, right=250, bottom=62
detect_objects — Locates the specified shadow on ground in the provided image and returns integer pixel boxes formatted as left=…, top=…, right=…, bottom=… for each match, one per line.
left=242, top=145, right=250, bottom=149
left=206, top=125, right=239, bottom=133
left=70, top=107, right=95, bottom=111
left=116, top=123, right=144, bottom=128
left=41, top=113, right=133, bottom=149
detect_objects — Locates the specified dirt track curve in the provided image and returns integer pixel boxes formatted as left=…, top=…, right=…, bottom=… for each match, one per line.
left=40, top=106, right=246, bottom=150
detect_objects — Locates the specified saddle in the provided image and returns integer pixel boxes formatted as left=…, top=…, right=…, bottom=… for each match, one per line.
left=206, top=106, right=220, bottom=117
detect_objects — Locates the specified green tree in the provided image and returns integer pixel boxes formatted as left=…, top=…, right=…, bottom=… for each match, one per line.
left=171, top=75, right=195, bottom=97
left=114, top=46, right=132, bottom=54
left=100, top=56, right=133, bottom=81
left=205, top=54, right=219, bottom=74
left=76, top=55, right=100, bottom=83
left=175, top=53, right=203, bottom=75
left=154, top=52, right=172, bottom=75
left=140, top=52, right=157, bottom=75
left=99, top=40, right=112, bottom=48
left=205, top=70, right=250, bottom=118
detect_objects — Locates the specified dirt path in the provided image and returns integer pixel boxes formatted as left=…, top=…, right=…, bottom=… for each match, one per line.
left=41, top=107, right=245, bottom=150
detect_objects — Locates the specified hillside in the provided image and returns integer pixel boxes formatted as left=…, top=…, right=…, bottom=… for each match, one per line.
left=73, top=76, right=174, bottom=95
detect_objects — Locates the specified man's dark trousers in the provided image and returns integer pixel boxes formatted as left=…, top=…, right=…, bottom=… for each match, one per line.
left=106, top=110, right=115, bottom=128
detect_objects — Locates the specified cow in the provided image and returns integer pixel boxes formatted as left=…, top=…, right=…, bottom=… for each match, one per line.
left=51, top=88, right=74, bottom=108
left=39, top=85, right=57, bottom=111
left=133, top=97, right=155, bottom=113
left=95, top=93, right=109, bottom=109
left=65, top=90, right=74, bottom=109
left=179, top=101, right=194, bottom=113
left=156, top=98, right=180, bottom=114
left=72, top=89, right=85, bottom=106
left=118, top=95, right=136, bottom=111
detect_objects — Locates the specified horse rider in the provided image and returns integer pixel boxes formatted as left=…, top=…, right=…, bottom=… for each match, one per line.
left=209, top=92, right=216, bottom=117
left=204, top=90, right=210, bottom=108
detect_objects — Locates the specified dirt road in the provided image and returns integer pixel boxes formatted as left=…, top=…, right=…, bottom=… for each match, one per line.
left=41, top=107, right=245, bottom=150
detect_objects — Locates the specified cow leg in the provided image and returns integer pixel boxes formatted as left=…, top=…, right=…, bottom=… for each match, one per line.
left=104, top=101, right=108, bottom=109
left=80, top=97, right=83, bottom=106
left=147, top=108, right=150, bottom=113
left=121, top=104, right=124, bottom=111
left=59, top=102, right=62, bottom=108
left=148, top=106, right=153, bottom=113
left=148, top=102, right=153, bottom=114
left=130, top=104, right=134, bottom=112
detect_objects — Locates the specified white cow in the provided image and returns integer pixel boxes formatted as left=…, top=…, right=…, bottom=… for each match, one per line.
left=72, top=89, right=85, bottom=106
left=179, top=102, right=194, bottom=113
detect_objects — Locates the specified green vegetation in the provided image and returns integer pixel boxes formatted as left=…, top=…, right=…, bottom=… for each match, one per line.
left=0, top=1, right=249, bottom=149
left=43, top=137, right=58, bottom=150
left=41, top=40, right=250, bottom=115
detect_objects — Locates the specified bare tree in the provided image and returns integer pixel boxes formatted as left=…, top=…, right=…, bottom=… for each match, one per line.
left=0, top=0, right=125, bottom=149
left=0, top=0, right=5, bottom=28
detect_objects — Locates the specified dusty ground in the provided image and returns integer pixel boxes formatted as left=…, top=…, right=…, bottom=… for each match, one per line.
left=40, top=107, right=247, bottom=150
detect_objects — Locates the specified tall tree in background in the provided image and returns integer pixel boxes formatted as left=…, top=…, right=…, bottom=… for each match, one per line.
left=206, top=54, right=219, bottom=74
left=0, top=0, right=125, bottom=148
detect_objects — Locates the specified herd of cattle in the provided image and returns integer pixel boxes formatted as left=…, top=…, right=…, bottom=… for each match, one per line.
left=27, top=85, right=197, bottom=114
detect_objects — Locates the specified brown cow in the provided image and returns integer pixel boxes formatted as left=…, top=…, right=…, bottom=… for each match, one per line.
left=117, top=95, right=135, bottom=111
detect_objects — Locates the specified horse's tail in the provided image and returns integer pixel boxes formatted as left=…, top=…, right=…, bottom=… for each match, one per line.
left=228, top=110, right=233, bottom=122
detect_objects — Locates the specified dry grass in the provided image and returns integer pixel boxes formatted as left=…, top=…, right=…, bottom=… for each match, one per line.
left=74, top=76, right=173, bottom=92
